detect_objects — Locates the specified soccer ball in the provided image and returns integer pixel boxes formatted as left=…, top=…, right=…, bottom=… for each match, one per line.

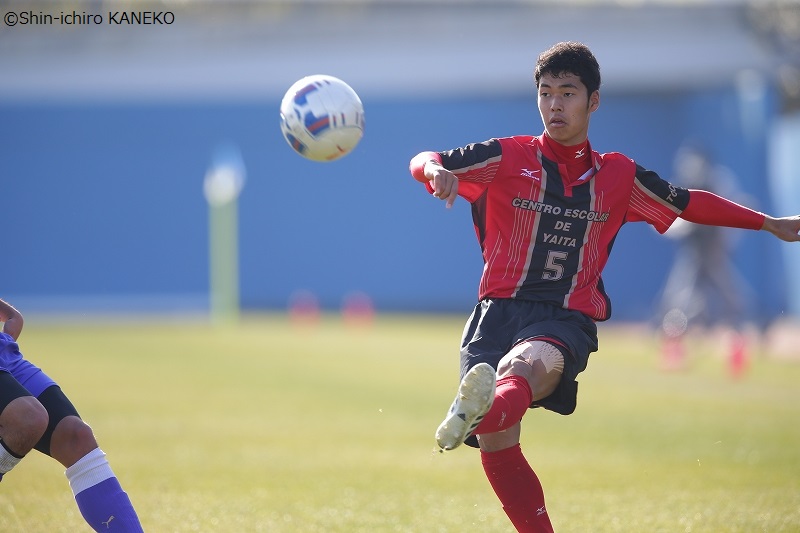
left=279, top=74, right=365, bottom=162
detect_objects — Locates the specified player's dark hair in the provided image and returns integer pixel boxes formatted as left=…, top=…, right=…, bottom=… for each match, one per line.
left=535, top=41, right=601, bottom=98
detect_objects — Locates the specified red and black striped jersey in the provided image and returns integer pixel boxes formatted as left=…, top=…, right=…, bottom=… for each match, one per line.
left=434, top=134, right=690, bottom=321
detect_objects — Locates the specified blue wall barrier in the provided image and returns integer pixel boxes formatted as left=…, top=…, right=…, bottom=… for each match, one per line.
left=0, top=87, right=785, bottom=323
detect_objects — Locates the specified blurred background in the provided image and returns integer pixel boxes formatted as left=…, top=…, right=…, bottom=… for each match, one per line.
left=2, top=0, right=800, bottom=329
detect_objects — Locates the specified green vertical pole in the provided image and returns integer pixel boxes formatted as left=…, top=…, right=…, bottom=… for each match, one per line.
left=209, top=197, right=239, bottom=325
left=204, top=143, right=245, bottom=327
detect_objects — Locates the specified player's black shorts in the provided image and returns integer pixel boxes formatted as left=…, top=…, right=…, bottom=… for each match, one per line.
left=460, top=298, right=598, bottom=417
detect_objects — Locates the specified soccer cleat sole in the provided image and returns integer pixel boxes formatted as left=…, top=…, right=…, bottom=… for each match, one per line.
left=435, top=363, right=496, bottom=451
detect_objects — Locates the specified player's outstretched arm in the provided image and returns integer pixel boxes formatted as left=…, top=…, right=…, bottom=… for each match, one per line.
left=762, top=215, right=800, bottom=243
left=0, top=298, right=24, bottom=340
left=681, top=190, right=800, bottom=243
left=409, top=151, right=459, bottom=209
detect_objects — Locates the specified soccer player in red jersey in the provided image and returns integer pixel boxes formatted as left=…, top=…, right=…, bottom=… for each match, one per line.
left=409, top=41, right=800, bottom=532
left=0, top=297, right=144, bottom=532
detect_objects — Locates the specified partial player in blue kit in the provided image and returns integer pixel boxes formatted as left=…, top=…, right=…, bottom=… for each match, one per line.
left=0, top=297, right=144, bottom=532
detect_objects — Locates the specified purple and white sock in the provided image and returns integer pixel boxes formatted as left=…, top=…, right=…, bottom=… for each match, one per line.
left=65, top=448, right=144, bottom=532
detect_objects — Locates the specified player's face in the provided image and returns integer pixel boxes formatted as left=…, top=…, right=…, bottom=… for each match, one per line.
left=537, top=72, right=599, bottom=147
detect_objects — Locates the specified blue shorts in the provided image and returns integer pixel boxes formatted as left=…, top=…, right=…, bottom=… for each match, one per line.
left=460, top=298, right=598, bottom=416
left=0, top=332, right=57, bottom=397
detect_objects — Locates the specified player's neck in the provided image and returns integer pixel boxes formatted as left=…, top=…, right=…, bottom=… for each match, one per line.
left=542, top=133, right=590, bottom=164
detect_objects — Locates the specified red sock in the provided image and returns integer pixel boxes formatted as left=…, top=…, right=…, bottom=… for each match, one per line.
left=474, top=375, right=532, bottom=435
left=481, top=444, right=554, bottom=533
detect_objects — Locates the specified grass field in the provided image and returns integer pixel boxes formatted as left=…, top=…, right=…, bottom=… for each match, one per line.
left=1, top=314, right=799, bottom=533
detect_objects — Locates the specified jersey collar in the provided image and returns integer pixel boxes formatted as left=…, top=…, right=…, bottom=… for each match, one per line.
left=537, top=133, right=602, bottom=179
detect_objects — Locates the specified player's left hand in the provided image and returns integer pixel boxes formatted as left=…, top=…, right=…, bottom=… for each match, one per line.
left=763, top=215, right=800, bottom=242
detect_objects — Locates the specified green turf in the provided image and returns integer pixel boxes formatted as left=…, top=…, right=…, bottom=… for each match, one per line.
left=2, top=315, right=799, bottom=532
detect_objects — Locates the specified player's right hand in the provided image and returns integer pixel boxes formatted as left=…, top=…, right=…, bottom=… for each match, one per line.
left=427, top=163, right=459, bottom=209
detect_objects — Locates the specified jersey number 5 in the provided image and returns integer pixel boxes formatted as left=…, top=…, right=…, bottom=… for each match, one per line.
left=542, top=250, right=568, bottom=281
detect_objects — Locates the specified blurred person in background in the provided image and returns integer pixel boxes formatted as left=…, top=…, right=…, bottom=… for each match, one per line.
left=0, top=297, right=144, bottom=532
left=656, top=141, right=757, bottom=376
left=409, top=41, right=800, bottom=532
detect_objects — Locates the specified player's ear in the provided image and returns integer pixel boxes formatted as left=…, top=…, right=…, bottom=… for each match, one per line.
left=589, top=90, right=600, bottom=112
